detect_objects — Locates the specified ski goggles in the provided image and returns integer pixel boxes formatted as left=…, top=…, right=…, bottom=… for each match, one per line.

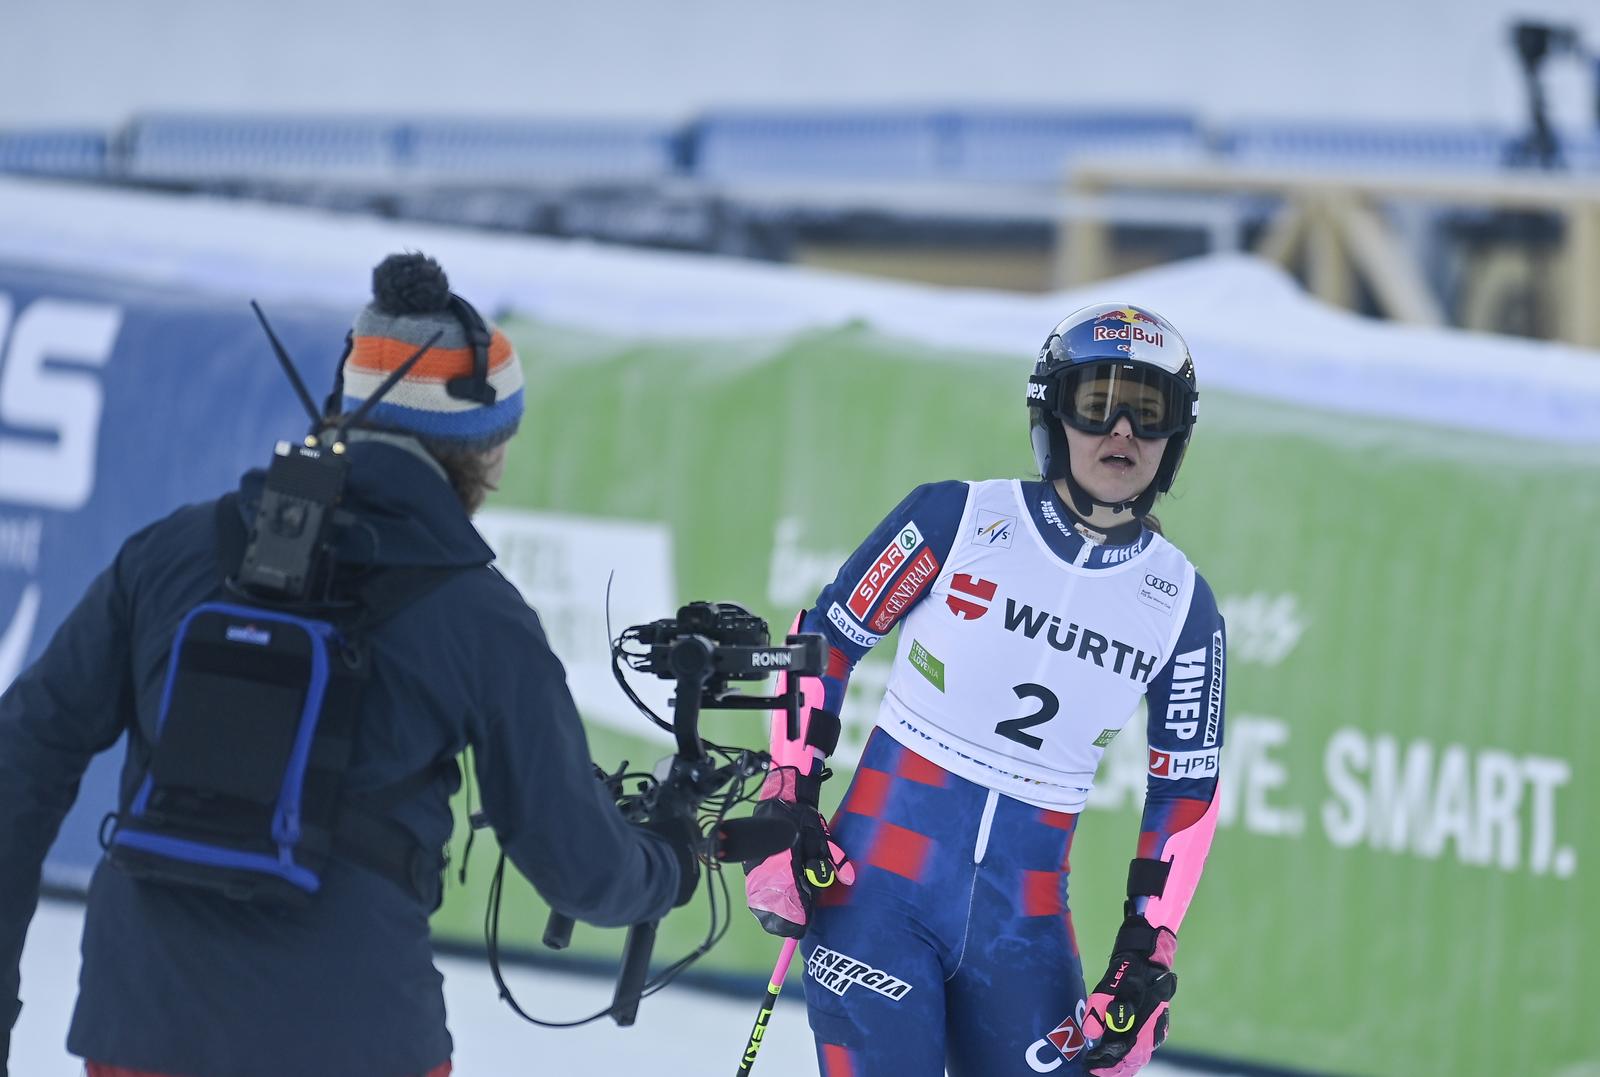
left=1027, top=361, right=1194, bottom=439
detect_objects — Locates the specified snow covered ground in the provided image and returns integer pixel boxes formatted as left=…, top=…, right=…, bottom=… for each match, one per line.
left=16, top=897, right=1230, bottom=1076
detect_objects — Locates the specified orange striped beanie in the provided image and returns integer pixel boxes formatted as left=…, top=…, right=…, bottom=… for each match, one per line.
left=340, top=252, right=524, bottom=451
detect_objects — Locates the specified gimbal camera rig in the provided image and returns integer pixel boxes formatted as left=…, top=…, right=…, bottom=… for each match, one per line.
left=482, top=601, right=823, bottom=1028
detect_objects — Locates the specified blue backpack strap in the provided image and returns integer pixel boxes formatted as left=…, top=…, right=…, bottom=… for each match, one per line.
left=211, top=491, right=474, bottom=905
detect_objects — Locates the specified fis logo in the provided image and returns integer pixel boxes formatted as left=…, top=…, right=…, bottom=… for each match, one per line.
left=945, top=574, right=997, bottom=620
left=1149, top=746, right=1221, bottom=780
left=974, top=511, right=1015, bottom=549
left=806, top=946, right=912, bottom=1001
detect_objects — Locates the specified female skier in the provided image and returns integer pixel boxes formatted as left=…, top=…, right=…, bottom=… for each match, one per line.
left=745, top=303, right=1225, bottom=1076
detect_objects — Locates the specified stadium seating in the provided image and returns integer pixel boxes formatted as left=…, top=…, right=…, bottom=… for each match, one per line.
left=402, top=118, right=681, bottom=183
left=125, top=114, right=397, bottom=183
left=2, top=111, right=1594, bottom=187
left=1215, top=121, right=1516, bottom=173
left=0, top=128, right=108, bottom=178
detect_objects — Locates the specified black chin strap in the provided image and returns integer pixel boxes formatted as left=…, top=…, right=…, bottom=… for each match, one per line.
left=1058, top=442, right=1157, bottom=522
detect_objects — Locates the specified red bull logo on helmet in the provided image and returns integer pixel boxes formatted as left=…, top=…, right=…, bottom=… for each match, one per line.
left=1091, top=323, right=1164, bottom=348
left=1096, top=306, right=1164, bottom=327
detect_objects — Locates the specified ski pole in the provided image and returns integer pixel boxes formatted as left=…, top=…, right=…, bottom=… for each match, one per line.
left=735, top=937, right=799, bottom=1076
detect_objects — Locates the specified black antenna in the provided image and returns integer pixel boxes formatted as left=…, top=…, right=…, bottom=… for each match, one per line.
left=323, top=331, right=355, bottom=419
left=331, top=330, right=444, bottom=446
left=251, top=301, right=322, bottom=429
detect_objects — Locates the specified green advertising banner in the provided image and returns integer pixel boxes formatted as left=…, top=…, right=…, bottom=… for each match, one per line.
left=426, top=318, right=1599, bottom=1077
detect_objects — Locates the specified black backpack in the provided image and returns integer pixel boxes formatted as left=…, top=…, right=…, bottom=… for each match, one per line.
left=107, top=496, right=465, bottom=906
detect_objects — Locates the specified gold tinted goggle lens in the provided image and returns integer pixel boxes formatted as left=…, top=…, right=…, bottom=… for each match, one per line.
left=1062, top=364, right=1185, bottom=438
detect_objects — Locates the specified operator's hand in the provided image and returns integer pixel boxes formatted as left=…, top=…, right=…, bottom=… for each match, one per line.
left=742, top=787, right=854, bottom=937
left=1081, top=915, right=1178, bottom=1076
left=640, top=810, right=701, bottom=908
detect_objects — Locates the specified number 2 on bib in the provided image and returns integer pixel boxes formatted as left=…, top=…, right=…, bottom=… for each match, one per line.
left=994, top=682, right=1059, bottom=750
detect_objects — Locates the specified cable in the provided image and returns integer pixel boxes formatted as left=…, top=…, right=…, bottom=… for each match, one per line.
left=480, top=722, right=769, bottom=1027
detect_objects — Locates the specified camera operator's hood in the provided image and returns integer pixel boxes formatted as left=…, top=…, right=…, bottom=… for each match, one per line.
left=235, top=439, right=495, bottom=570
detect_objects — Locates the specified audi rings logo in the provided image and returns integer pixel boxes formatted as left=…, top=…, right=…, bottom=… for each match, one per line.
left=1144, top=574, right=1178, bottom=597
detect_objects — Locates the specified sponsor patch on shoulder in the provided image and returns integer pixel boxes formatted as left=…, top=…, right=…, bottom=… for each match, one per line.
left=1137, top=572, right=1179, bottom=614
left=847, top=522, right=925, bottom=620
left=828, top=602, right=883, bottom=648
left=867, top=547, right=941, bottom=633
left=973, top=510, right=1015, bottom=549
left=1092, top=727, right=1120, bottom=748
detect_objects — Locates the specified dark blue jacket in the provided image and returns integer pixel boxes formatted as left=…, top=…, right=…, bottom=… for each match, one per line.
left=0, top=439, right=682, bottom=1077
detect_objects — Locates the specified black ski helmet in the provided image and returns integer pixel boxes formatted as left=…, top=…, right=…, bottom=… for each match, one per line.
left=1027, top=303, right=1198, bottom=519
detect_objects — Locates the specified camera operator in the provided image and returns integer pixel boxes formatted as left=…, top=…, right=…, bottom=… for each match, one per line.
left=0, top=252, right=696, bottom=1077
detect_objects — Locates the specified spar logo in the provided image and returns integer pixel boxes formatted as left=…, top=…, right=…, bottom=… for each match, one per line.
left=847, top=522, right=925, bottom=620
left=1025, top=998, right=1089, bottom=1071
left=945, top=574, right=996, bottom=620
left=806, top=946, right=912, bottom=1001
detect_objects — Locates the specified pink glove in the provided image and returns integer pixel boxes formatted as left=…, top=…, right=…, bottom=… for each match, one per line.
left=744, top=625, right=856, bottom=937
left=1081, top=916, right=1178, bottom=1075
left=743, top=763, right=854, bottom=937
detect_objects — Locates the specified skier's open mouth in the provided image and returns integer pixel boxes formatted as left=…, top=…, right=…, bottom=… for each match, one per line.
left=1100, top=452, right=1134, bottom=471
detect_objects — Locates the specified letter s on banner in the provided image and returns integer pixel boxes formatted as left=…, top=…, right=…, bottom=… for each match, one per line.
left=0, top=295, right=121, bottom=510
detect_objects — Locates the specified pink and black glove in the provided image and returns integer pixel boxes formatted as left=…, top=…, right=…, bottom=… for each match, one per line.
left=743, top=689, right=855, bottom=938
left=1081, top=913, right=1178, bottom=1076
left=743, top=755, right=854, bottom=937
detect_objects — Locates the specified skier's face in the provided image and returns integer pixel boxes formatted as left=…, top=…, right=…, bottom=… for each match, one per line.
left=1062, top=415, right=1167, bottom=505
